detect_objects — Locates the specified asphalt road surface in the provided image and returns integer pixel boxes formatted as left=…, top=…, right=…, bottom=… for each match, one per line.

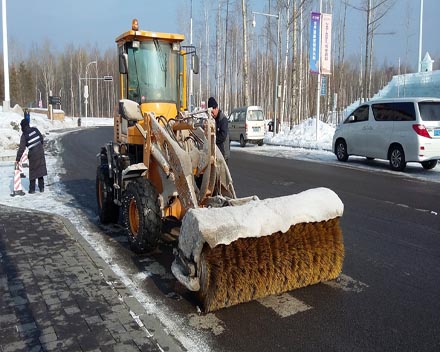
left=60, top=126, right=440, bottom=352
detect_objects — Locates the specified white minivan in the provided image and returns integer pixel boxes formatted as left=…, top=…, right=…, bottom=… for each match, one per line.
left=332, top=97, right=440, bottom=171
left=228, top=106, right=265, bottom=147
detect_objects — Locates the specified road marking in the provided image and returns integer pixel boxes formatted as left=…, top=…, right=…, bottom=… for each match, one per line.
left=188, top=313, right=225, bottom=336
left=384, top=200, right=438, bottom=216
left=323, top=273, right=368, bottom=293
left=257, top=293, right=312, bottom=318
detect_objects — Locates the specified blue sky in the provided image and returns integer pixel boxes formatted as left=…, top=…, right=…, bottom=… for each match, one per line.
left=2, top=0, right=440, bottom=69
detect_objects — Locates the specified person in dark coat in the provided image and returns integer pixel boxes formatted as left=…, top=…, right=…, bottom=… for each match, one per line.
left=24, top=109, right=30, bottom=123
left=16, top=119, right=47, bottom=193
left=208, top=96, right=230, bottom=163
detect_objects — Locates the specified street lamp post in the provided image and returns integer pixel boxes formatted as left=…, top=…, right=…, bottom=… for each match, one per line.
left=2, top=0, right=10, bottom=111
left=84, top=61, right=97, bottom=118
left=418, top=0, right=424, bottom=73
left=252, top=11, right=280, bottom=134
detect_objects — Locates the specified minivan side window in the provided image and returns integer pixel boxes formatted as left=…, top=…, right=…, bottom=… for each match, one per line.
left=372, top=102, right=415, bottom=121
left=418, top=102, right=440, bottom=122
left=238, top=111, right=246, bottom=122
left=345, top=105, right=369, bottom=123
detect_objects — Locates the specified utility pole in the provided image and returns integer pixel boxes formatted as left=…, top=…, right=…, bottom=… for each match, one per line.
left=2, top=0, right=10, bottom=111
left=418, top=0, right=424, bottom=72
left=316, top=0, right=323, bottom=140
left=189, top=0, right=193, bottom=111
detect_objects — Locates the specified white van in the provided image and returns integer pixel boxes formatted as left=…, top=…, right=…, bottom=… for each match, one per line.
left=332, top=97, right=440, bottom=171
left=228, top=106, right=265, bottom=147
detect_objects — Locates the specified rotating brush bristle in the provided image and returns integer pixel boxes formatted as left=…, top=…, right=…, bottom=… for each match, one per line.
left=197, top=218, right=344, bottom=312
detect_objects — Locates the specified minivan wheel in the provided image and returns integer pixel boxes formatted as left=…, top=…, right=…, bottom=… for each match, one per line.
left=421, top=160, right=438, bottom=170
left=335, top=140, right=348, bottom=162
left=240, top=135, right=246, bottom=147
left=389, top=145, right=406, bottom=171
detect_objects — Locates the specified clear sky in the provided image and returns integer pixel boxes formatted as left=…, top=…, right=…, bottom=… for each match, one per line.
left=1, top=0, right=439, bottom=70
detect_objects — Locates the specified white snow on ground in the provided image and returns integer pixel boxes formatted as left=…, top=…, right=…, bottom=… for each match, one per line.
left=0, top=105, right=438, bottom=350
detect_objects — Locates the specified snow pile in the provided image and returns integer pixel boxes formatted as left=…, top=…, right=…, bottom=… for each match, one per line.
left=0, top=110, right=109, bottom=159
left=268, top=118, right=335, bottom=151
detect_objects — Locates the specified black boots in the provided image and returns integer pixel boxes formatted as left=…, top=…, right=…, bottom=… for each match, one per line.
left=38, top=177, right=44, bottom=192
left=29, top=178, right=44, bottom=193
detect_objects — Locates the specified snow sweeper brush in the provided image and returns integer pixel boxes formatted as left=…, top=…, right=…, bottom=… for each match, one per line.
left=172, top=187, right=345, bottom=312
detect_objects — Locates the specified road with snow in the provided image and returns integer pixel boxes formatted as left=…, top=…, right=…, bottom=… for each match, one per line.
left=56, top=126, right=440, bottom=351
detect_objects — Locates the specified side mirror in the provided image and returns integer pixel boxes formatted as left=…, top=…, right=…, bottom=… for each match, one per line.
left=119, top=53, right=128, bottom=74
left=192, top=54, right=199, bottom=74
left=347, top=115, right=355, bottom=123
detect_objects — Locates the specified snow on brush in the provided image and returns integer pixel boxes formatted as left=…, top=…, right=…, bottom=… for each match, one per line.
left=178, top=187, right=344, bottom=265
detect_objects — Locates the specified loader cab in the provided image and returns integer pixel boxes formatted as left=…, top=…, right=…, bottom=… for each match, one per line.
left=116, top=19, right=198, bottom=119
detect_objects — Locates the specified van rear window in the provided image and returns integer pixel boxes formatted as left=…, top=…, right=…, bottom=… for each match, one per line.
left=418, top=102, right=440, bottom=122
left=372, top=102, right=415, bottom=121
left=248, top=110, right=264, bottom=121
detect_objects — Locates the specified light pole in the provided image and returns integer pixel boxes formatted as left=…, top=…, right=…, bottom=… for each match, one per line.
left=189, top=0, right=193, bottom=111
left=84, top=60, right=97, bottom=118
left=418, top=0, right=424, bottom=72
left=252, top=10, right=280, bottom=134
left=2, top=0, right=10, bottom=111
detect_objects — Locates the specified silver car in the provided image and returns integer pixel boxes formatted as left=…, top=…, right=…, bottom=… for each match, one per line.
left=332, top=97, right=440, bottom=171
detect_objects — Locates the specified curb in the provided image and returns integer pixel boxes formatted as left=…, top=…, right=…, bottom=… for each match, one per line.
left=0, top=155, right=15, bottom=162
left=58, top=216, right=185, bottom=352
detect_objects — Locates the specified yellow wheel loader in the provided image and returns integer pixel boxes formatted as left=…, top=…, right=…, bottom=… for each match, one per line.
left=96, top=19, right=345, bottom=312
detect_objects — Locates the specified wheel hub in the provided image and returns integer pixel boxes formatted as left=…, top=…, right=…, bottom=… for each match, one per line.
left=128, top=199, right=140, bottom=236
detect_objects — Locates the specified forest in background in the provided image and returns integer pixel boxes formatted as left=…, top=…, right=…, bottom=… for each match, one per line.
left=1, top=0, right=437, bottom=127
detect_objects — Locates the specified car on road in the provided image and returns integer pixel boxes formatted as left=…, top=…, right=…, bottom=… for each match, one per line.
left=332, top=97, right=440, bottom=171
left=228, top=106, right=265, bottom=147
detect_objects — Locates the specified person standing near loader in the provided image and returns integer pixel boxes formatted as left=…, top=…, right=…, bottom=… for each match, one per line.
left=208, top=96, right=230, bottom=163
left=16, top=119, right=47, bottom=193
left=24, top=108, right=30, bottom=123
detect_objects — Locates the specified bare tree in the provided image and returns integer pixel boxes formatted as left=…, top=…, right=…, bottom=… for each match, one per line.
left=241, top=0, right=250, bottom=105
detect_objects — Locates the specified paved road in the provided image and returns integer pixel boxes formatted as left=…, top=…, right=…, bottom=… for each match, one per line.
left=59, top=126, right=440, bottom=351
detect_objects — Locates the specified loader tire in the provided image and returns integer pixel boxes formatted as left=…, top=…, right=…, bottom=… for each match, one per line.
left=122, top=178, right=162, bottom=253
left=96, top=166, right=119, bottom=224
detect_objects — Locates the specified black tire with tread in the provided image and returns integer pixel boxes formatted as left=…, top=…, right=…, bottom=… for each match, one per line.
left=239, top=135, right=246, bottom=148
left=122, top=178, right=162, bottom=253
left=389, top=145, right=406, bottom=171
left=96, top=166, right=119, bottom=224
left=335, top=139, right=349, bottom=162
left=421, top=160, right=438, bottom=170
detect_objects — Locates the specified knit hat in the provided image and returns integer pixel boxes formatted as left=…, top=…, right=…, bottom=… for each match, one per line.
left=20, top=118, right=29, bottom=130
left=208, top=97, right=218, bottom=109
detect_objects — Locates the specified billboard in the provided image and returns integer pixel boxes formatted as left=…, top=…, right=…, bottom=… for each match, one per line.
left=321, top=13, right=332, bottom=75
left=309, top=12, right=321, bottom=74
left=310, top=12, right=332, bottom=75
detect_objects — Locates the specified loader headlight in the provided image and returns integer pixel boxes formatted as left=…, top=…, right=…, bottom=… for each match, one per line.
left=172, top=42, right=180, bottom=52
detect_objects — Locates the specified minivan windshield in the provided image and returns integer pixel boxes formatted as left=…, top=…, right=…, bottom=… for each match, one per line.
left=418, top=102, right=440, bottom=122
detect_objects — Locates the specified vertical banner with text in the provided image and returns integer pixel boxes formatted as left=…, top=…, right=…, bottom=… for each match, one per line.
left=309, top=12, right=321, bottom=74
left=321, top=13, right=332, bottom=75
